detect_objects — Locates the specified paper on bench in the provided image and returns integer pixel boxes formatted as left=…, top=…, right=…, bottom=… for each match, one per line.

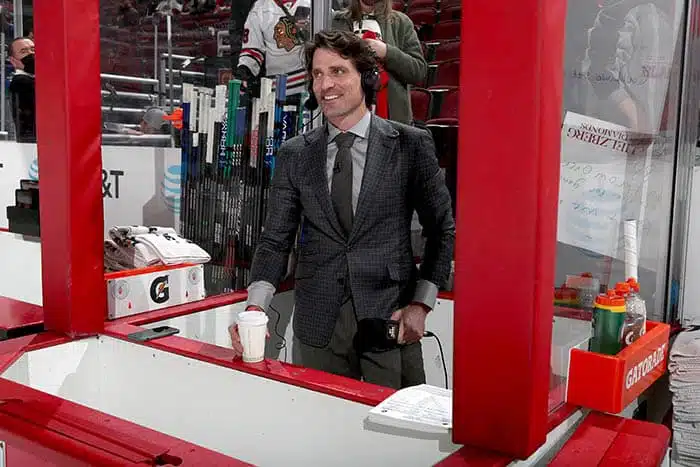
left=368, top=384, right=452, bottom=434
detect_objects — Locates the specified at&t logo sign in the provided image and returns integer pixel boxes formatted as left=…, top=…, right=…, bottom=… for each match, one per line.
left=28, top=158, right=38, bottom=181
left=28, top=158, right=124, bottom=199
left=161, top=164, right=181, bottom=214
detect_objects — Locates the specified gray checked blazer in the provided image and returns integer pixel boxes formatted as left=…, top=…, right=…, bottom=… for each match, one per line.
left=249, top=114, right=455, bottom=348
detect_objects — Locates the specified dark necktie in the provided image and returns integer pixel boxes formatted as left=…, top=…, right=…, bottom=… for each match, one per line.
left=331, top=132, right=355, bottom=237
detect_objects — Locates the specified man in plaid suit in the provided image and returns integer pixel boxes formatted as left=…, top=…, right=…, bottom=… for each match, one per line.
left=230, top=30, right=454, bottom=389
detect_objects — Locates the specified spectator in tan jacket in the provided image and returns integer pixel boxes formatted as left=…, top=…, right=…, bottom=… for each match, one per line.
left=332, top=0, right=426, bottom=125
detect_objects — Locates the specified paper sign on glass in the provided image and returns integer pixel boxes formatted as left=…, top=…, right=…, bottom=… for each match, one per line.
left=557, top=111, right=649, bottom=259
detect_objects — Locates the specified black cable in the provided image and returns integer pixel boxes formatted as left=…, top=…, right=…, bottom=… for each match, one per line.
left=266, top=302, right=447, bottom=386
left=423, top=330, right=448, bottom=390
left=268, top=304, right=288, bottom=362
left=302, top=108, right=323, bottom=133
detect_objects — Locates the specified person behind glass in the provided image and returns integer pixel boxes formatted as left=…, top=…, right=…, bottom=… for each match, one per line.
left=8, top=37, right=36, bottom=143
left=229, top=30, right=455, bottom=389
left=140, top=107, right=170, bottom=135
left=234, top=0, right=312, bottom=96
left=583, top=0, right=673, bottom=133
left=332, top=0, right=426, bottom=125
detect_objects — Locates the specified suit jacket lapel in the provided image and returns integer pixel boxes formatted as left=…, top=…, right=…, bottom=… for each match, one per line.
left=350, top=115, right=398, bottom=241
left=305, top=126, right=346, bottom=241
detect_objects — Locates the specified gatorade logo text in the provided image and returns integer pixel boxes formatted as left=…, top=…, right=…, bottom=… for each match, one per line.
left=625, top=343, right=666, bottom=390
left=149, top=275, right=170, bottom=304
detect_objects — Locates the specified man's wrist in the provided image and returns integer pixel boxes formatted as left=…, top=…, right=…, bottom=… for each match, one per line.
left=412, top=279, right=438, bottom=311
left=410, top=301, right=431, bottom=313
left=247, top=280, right=276, bottom=312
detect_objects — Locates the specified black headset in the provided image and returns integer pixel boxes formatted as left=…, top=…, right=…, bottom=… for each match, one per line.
left=304, top=64, right=381, bottom=111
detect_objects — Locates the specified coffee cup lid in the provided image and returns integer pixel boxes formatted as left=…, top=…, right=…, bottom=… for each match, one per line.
left=237, top=311, right=269, bottom=326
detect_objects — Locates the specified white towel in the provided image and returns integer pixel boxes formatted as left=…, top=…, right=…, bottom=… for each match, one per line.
left=670, top=375, right=700, bottom=390
left=673, top=392, right=700, bottom=410
left=110, top=225, right=176, bottom=239
left=674, top=421, right=700, bottom=452
left=111, top=225, right=149, bottom=238
left=671, top=329, right=700, bottom=359
left=104, top=241, right=133, bottom=272
left=669, top=361, right=700, bottom=377
left=670, top=383, right=700, bottom=396
left=674, top=455, right=700, bottom=467
left=675, top=413, right=700, bottom=424
left=104, top=240, right=133, bottom=270
left=105, top=237, right=161, bottom=269
left=107, top=225, right=209, bottom=267
left=669, top=330, right=700, bottom=414
left=108, top=227, right=166, bottom=268
left=133, top=231, right=210, bottom=265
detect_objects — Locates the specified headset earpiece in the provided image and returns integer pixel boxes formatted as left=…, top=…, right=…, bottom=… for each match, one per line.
left=304, top=93, right=318, bottom=111
left=361, top=65, right=381, bottom=106
left=304, top=80, right=318, bottom=110
left=362, top=66, right=381, bottom=93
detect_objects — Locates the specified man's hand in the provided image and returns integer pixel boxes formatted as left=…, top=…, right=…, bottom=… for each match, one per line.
left=228, top=305, right=270, bottom=360
left=365, top=38, right=387, bottom=60
left=391, top=303, right=429, bottom=344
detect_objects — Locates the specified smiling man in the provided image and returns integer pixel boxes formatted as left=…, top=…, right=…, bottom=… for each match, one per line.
left=230, top=30, right=455, bottom=389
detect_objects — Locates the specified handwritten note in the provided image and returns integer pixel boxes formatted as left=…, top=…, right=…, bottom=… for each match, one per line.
left=558, top=112, right=652, bottom=260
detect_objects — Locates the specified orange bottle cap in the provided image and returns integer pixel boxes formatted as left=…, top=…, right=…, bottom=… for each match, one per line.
left=626, top=278, right=640, bottom=293
left=595, top=291, right=626, bottom=307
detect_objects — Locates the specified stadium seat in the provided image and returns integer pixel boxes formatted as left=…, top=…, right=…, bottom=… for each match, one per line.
left=429, top=59, right=460, bottom=88
left=410, top=88, right=433, bottom=123
left=407, top=0, right=437, bottom=12
left=426, top=87, right=459, bottom=126
left=426, top=87, right=459, bottom=217
left=392, top=1, right=406, bottom=12
left=408, top=7, right=438, bottom=28
left=433, top=40, right=460, bottom=62
left=421, top=41, right=433, bottom=61
left=441, top=5, right=461, bottom=21
left=431, top=20, right=461, bottom=41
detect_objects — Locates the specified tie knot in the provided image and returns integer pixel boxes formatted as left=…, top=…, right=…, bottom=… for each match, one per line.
left=335, top=132, right=356, bottom=149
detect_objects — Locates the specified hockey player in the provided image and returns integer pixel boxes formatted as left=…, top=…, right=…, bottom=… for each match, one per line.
left=235, top=0, right=312, bottom=95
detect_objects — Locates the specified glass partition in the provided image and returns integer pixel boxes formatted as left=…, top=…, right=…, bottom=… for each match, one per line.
left=1, top=0, right=33, bottom=142
left=0, top=0, right=40, bottom=306
left=0, top=1, right=316, bottom=305
left=551, top=0, right=686, bottom=411
left=97, top=0, right=458, bottom=391
left=97, top=0, right=317, bottom=299
left=0, top=0, right=459, bottom=391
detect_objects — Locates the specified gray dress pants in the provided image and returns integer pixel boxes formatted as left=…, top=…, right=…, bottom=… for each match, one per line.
left=292, top=297, right=426, bottom=389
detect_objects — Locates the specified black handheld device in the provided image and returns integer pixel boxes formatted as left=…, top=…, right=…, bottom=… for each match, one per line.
left=127, top=326, right=179, bottom=342
left=354, top=318, right=400, bottom=353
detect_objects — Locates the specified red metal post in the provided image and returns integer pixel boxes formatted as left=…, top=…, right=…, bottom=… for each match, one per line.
left=453, top=0, right=566, bottom=458
left=34, top=0, right=105, bottom=336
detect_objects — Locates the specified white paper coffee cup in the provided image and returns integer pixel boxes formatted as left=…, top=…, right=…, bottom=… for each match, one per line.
left=237, top=311, right=269, bottom=363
